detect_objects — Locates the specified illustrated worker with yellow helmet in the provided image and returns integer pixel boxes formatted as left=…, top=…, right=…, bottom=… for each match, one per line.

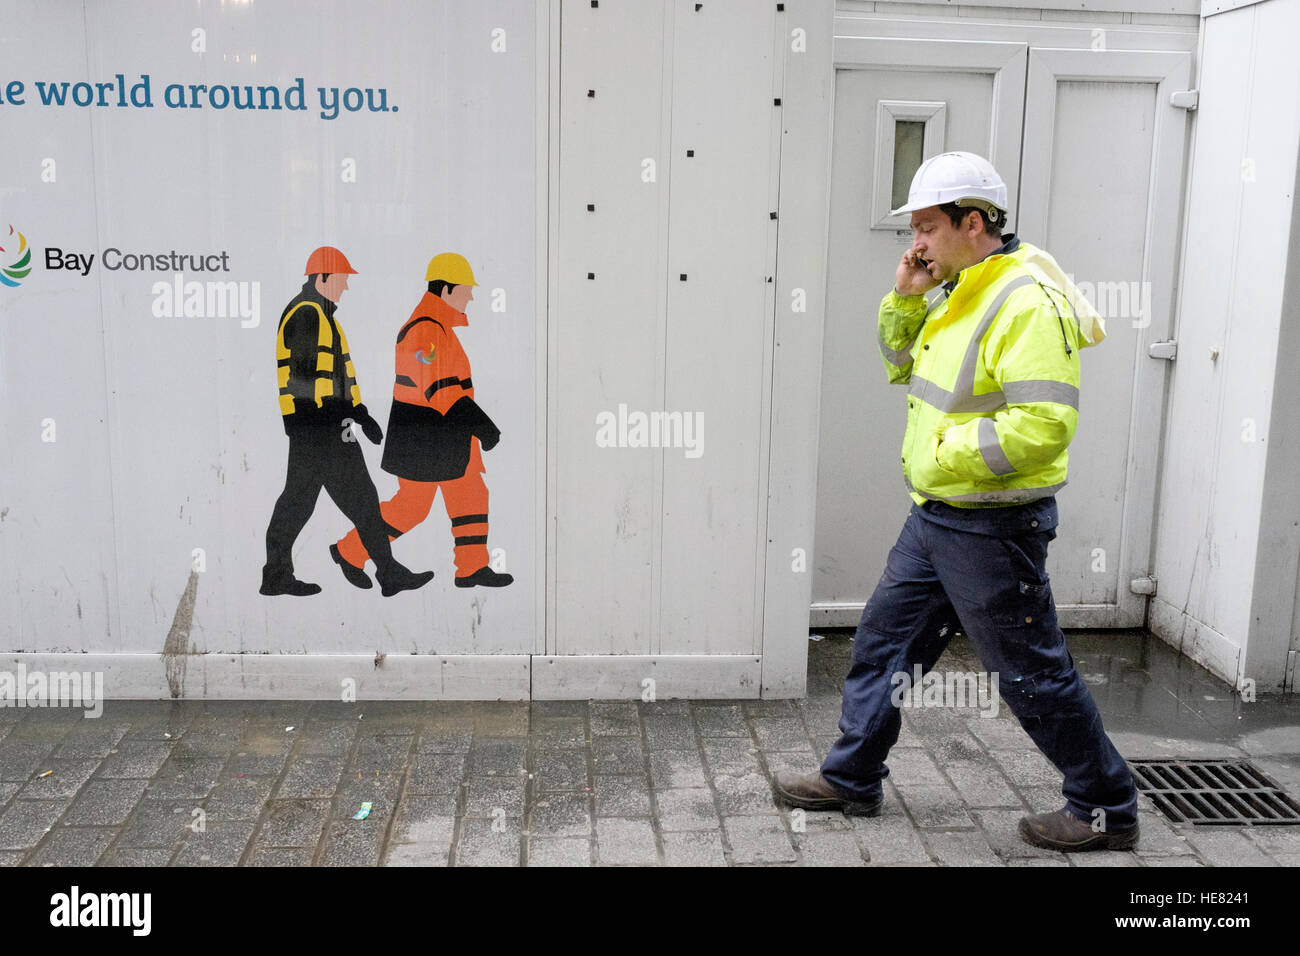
left=260, top=246, right=435, bottom=598
left=773, top=152, right=1140, bottom=853
left=331, top=253, right=512, bottom=589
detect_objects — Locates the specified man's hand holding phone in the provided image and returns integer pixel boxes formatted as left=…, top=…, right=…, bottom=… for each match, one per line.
left=895, top=249, right=940, bottom=297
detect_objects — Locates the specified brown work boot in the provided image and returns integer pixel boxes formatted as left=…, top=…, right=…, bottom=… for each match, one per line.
left=1018, top=807, right=1139, bottom=852
left=771, top=771, right=882, bottom=816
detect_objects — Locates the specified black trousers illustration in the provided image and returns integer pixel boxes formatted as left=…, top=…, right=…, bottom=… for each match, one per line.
left=263, top=428, right=397, bottom=576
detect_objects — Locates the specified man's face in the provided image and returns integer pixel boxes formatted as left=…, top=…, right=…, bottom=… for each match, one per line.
left=908, top=207, right=982, bottom=284
left=316, top=273, right=350, bottom=303
left=442, top=283, right=474, bottom=312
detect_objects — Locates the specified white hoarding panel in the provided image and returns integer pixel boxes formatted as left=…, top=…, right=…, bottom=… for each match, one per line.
left=0, top=1, right=539, bottom=680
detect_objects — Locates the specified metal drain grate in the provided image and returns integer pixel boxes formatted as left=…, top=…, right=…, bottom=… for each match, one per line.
left=1130, top=759, right=1300, bottom=826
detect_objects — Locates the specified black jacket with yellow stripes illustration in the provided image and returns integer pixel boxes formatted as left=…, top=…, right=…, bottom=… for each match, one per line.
left=275, top=281, right=362, bottom=434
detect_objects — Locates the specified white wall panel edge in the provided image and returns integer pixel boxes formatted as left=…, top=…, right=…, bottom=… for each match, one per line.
left=1201, top=0, right=1272, bottom=18
left=0, top=654, right=532, bottom=700
left=835, top=36, right=1028, bottom=70
left=751, top=6, right=791, bottom=660
left=1148, top=597, right=1244, bottom=688
left=1144, top=17, right=1203, bottom=645
left=650, top=0, right=678, bottom=657
left=814, top=602, right=1139, bottom=629
left=531, top=655, right=762, bottom=700
left=834, top=14, right=1198, bottom=48
left=544, top=0, right=562, bottom=657
left=538, top=0, right=557, bottom=657
left=761, top=0, right=835, bottom=698
left=1243, top=90, right=1300, bottom=688
left=841, top=0, right=1200, bottom=17
left=810, top=604, right=865, bottom=629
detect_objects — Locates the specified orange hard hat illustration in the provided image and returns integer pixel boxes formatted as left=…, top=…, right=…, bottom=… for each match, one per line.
left=304, top=246, right=358, bottom=276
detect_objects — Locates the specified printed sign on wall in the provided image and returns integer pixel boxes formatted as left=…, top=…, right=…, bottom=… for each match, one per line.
left=0, top=0, right=539, bottom=666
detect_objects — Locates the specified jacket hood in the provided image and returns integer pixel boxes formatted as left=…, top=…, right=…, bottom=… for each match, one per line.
left=1014, top=243, right=1106, bottom=348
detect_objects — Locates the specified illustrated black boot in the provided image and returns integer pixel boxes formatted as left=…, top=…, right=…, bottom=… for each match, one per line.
left=329, top=544, right=373, bottom=590
left=259, top=566, right=321, bottom=597
left=454, top=566, right=514, bottom=588
left=375, top=562, right=435, bottom=597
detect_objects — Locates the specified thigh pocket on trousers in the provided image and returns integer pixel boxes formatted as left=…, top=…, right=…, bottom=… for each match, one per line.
left=989, top=578, right=1056, bottom=632
left=987, top=533, right=1055, bottom=631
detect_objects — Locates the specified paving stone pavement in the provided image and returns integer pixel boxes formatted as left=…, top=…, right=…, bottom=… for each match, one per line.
left=0, top=635, right=1296, bottom=866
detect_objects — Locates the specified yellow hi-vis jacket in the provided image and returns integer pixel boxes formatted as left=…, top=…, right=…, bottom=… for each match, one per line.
left=878, top=239, right=1106, bottom=507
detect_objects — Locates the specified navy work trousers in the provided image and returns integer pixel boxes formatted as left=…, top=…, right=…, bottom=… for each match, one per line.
left=820, top=499, right=1138, bottom=830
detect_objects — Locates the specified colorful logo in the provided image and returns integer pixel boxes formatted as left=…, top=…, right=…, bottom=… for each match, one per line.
left=415, top=348, right=436, bottom=365
left=0, top=225, right=32, bottom=288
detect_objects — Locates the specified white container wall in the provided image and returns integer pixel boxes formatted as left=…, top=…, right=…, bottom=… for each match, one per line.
left=4, top=0, right=1297, bottom=700
left=0, top=0, right=835, bottom=699
left=1, top=0, right=544, bottom=697
left=1149, top=0, right=1300, bottom=692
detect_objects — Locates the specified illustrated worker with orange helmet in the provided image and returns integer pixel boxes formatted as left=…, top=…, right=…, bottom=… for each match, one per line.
left=260, top=246, right=435, bottom=597
left=330, top=253, right=512, bottom=589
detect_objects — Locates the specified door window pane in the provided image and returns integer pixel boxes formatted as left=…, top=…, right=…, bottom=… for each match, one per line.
left=892, top=120, right=925, bottom=210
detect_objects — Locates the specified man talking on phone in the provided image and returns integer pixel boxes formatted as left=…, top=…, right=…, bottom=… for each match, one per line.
left=772, top=152, right=1139, bottom=852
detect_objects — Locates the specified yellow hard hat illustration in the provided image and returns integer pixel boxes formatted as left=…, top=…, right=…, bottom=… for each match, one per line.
left=425, top=252, right=478, bottom=286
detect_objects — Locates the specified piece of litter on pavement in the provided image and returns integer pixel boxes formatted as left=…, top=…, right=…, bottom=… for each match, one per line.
left=164, top=733, right=172, bottom=739
left=353, top=802, right=373, bottom=820
left=39, top=770, right=53, bottom=777
left=809, top=634, right=824, bottom=642
left=285, top=726, right=295, bottom=732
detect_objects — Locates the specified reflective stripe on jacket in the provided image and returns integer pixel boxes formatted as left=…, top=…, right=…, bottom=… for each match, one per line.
left=878, top=239, right=1105, bottom=508
left=275, top=300, right=361, bottom=417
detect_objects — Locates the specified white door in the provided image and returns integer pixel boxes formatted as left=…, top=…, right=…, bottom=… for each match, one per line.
left=1018, top=48, right=1191, bottom=627
left=812, top=37, right=1027, bottom=626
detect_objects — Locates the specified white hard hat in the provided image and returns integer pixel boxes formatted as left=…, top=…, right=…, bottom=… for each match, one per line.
left=891, top=150, right=1009, bottom=221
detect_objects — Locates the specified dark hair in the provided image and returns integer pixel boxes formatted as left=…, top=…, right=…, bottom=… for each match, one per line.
left=937, top=202, right=1003, bottom=239
left=428, top=279, right=458, bottom=297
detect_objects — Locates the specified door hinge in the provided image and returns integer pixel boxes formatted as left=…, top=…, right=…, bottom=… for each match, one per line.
left=1170, top=90, right=1199, bottom=110
left=1129, top=575, right=1157, bottom=596
left=1148, top=340, right=1177, bottom=361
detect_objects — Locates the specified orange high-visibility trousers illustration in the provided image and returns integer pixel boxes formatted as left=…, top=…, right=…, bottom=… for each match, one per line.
left=335, top=443, right=490, bottom=577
